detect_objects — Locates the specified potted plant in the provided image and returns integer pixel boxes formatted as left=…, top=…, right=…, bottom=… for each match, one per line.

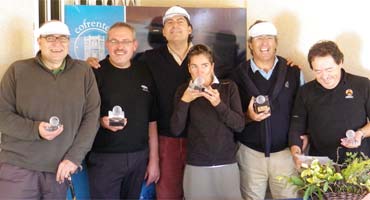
left=278, top=152, right=370, bottom=200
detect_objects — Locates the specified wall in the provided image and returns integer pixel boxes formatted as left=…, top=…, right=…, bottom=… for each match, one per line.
left=2, top=0, right=370, bottom=81
left=0, top=0, right=245, bottom=80
left=139, top=0, right=246, bottom=8
left=0, top=0, right=36, bottom=79
left=64, top=0, right=246, bottom=8
left=247, top=0, right=370, bottom=81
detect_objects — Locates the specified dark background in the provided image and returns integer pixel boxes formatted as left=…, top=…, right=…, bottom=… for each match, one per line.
left=126, top=7, right=246, bottom=78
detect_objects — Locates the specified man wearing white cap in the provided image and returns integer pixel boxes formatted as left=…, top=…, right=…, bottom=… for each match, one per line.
left=139, top=5, right=192, bottom=200
left=230, top=20, right=304, bottom=199
left=0, top=20, right=100, bottom=199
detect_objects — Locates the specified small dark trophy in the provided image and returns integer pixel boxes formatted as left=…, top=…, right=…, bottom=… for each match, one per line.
left=108, top=105, right=126, bottom=126
left=253, top=95, right=270, bottom=114
left=189, top=76, right=205, bottom=92
left=45, top=116, right=60, bottom=131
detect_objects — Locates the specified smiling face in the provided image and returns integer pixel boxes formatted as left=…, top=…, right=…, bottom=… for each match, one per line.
left=162, top=15, right=192, bottom=44
left=311, top=55, right=342, bottom=89
left=106, top=26, right=138, bottom=68
left=37, top=34, right=69, bottom=68
left=248, top=35, right=277, bottom=63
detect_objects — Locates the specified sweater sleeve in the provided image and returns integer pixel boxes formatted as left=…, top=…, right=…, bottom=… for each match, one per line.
left=365, top=78, right=370, bottom=119
left=0, top=62, right=41, bottom=141
left=214, top=81, right=245, bottom=133
left=289, top=88, right=307, bottom=148
left=170, top=85, right=190, bottom=136
left=63, top=67, right=101, bottom=165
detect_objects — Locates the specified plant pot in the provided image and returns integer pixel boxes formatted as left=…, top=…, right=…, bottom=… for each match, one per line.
left=323, top=192, right=365, bottom=200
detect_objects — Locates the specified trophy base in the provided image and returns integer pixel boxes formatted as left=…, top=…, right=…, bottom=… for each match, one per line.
left=253, top=104, right=271, bottom=114
left=109, top=118, right=126, bottom=127
left=44, top=125, right=60, bottom=132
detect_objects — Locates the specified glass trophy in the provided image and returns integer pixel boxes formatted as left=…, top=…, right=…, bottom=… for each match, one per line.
left=189, top=76, right=206, bottom=92
left=253, top=95, right=271, bottom=114
left=345, top=129, right=356, bottom=145
left=44, top=116, right=60, bottom=131
left=296, top=154, right=331, bottom=166
left=108, top=105, right=126, bottom=126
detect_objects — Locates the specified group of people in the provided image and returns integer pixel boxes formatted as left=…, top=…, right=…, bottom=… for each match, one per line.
left=1, top=4, right=370, bottom=200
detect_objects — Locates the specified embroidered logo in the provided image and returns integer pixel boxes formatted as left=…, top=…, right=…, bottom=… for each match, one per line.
left=141, top=85, right=149, bottom=92
left=345, top=89, right=354, bottom=99
left=285, top=81, right=289, bottom=88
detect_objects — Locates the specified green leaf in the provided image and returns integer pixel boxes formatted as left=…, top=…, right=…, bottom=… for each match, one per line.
left=290, top=176, right=305, bottom=187
left=304, top=185, right=314, bottom=200
left=323, top=182, right=328, bottom=192
left=303, top=188, right=310, bottom=200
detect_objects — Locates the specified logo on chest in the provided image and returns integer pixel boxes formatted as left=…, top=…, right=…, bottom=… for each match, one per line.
left=345, top=89, right=354, bottom=99
left=141, top=85, right=149, bottom=92
left=285, top=81, right=289, bottom=88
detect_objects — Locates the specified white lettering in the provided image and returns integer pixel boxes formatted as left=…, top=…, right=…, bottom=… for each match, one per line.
left=74, top=18, right=110, bottom=34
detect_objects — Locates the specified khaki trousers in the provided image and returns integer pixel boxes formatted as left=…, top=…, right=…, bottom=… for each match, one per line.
left=183, top=163, right=242, bottom=200
left=236, top=144, right=298, bottom=200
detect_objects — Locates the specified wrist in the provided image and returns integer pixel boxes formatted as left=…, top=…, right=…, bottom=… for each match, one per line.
left=357, top=129, right=365, bottom=140
left=290, top=145, right=301, bottom=155
left=149, top=156, right=159, bottom=163
left=181, top=97, right=191, bottom=103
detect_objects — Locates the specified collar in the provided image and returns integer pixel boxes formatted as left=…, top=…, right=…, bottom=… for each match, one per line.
left=167, top=42, right=193, bottom=65
left=212, top=74, right=220, bottom=84
left=36, top=51, right=67, bottom=75
left=250, top=56, right=279, bottom=80
left=51, top=59, right=66, bottom=75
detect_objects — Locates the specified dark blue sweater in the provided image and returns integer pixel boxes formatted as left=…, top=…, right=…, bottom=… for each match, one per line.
left=230, top=56, right=301, bottom=156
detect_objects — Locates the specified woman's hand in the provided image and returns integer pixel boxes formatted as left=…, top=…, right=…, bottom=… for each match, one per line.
left=181, top=86, right=202, bottom=103
left=202, top=86, right=221, bottom=107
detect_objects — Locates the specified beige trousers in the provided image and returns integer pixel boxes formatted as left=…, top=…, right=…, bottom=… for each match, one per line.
left=236, top=144, right=298, bottom=200
left=183, top=163, right=242, bottom=200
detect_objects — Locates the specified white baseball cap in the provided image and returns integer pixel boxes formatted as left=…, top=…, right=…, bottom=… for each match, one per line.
left=163, top=6, right=190, bottom=24
left=37, top=20, right=71, bottom=37
left=248, top=21, right=277, bottom=38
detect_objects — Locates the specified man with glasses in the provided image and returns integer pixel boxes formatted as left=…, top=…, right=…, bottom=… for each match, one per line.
left=87, top=7, right=193, bottom=199
left=86, top=22, right=160, bottom=199
left=0, top=20, right=100, bottom=199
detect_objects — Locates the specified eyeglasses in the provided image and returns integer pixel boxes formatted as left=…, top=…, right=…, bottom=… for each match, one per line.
left=108, top=39, right=134, bottom=46
left=41, top=35, right=70, bottom=43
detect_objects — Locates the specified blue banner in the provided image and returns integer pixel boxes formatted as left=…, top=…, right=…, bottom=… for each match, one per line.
left=65, top=5, right=125, bottom=60
left=64, top=6, right=124, bottom=200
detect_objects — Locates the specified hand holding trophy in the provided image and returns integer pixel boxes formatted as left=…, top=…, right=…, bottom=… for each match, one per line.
left=39, top=116, right=63, bottom=140
left=44, top=116, right=62, bottom=131
left=189, top=76, right=206, bottom=92
left=108, top=105, right=127, bottom=127
left=253, top=95, right=271, bottom=114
